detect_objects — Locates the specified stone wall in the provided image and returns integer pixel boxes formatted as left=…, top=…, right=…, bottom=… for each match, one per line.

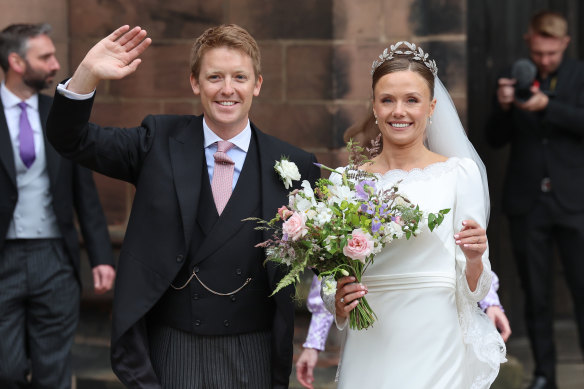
left=2, top=0, right=468, bottom=290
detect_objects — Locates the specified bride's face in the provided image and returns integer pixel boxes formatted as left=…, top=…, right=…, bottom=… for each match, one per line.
left=372, top=70, right=436, bottom=148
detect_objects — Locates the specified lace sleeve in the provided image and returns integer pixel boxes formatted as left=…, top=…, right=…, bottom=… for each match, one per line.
left=459, top=261, right=492, bottom=303
left=319, top=276, right=348, bottom=330
left=453, top=159, right=506, bottom=388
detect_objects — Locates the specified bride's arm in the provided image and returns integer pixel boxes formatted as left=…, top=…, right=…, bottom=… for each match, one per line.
left=454, top=159, right=492, bottom=301
left=455, top=219, right=487, bottom=291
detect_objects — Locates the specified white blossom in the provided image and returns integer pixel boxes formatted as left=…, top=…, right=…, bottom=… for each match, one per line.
left=275, top=159, right=301, bottom=189
left=305, top=209, right=317, bottom=220
left=329, top=184, right=356, bottom=205
left=388, top=221, right=404, bottom=239
left=313, top=202, right=333, bottom=226
left=322, top=278, right=337, bottom=296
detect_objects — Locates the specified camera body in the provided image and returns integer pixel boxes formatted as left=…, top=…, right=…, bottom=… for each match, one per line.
left=511, top=59, right=537, bottom=102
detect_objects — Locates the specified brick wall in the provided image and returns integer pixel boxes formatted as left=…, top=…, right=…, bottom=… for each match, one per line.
left=62, top=0, right=467, bottom=238
left=2, top=0, right=469, bottom=241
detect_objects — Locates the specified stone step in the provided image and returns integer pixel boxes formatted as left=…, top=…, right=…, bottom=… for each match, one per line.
left=72, top=303, right=581, bottom=389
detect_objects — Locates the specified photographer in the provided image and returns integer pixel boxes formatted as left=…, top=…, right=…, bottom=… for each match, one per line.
left=486, top=10, right=584, bottom=389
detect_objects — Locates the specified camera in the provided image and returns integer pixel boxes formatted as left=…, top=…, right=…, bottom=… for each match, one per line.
left=511, top=58, right=537, bottom=102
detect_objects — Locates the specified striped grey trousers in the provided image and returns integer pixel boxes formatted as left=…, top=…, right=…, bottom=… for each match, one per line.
left=149, top=325, right=272, bottom=389
left=0, top=239, right=79, bottom=389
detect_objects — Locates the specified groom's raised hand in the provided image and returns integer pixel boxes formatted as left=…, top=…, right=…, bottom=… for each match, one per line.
left=68, top=25, right=152, bottom=94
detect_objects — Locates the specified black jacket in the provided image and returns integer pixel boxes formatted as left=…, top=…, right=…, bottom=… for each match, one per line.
left=486, top=59, right=584, bottom=215
left=46, top=90, right=320, bottom=389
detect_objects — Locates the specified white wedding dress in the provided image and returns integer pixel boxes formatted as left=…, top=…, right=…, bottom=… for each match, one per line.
left=329, top=157, right=506, bottom=389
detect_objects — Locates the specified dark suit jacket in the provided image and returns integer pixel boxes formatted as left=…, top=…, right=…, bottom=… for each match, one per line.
left=46, top=91, right=320, bottom=388
left=0, top=93, right=113, bottom=283
left=486, top=59, right=584, bottom=215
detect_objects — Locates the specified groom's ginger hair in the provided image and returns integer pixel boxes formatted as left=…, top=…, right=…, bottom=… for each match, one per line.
left=190, top=24, right=261, bottom=81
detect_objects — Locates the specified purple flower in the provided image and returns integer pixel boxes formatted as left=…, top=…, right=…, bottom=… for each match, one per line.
left=379, top=203, right=390, bottom=217
left=355, top=180, right=377, bottom=200
left=371, top=218, right=381, bottom=233
left=360, top=201, right=375, bottom=215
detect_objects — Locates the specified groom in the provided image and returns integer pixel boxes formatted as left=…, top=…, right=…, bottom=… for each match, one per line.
left=46, top=24, right=319, bottom=388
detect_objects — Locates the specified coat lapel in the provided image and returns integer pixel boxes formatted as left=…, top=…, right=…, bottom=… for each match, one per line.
left=255, top=128, right=290, bottom=242
left=0, top=96, right=17, bottom=188
left=169, top=116, right=204, bottom=251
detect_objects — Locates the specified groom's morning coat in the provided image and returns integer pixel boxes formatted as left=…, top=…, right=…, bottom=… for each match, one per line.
left=46, top=90, right=320, bottom=389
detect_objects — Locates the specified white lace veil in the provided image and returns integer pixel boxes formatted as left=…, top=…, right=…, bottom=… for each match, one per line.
left=425, top=77, right=491, bottom=223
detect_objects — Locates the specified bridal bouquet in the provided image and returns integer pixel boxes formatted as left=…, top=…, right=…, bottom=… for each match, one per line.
left=251, top=142, right=450, bottom=330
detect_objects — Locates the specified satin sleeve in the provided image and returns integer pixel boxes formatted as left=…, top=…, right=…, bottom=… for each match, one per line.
left=453, top=158, right=492, bottom=303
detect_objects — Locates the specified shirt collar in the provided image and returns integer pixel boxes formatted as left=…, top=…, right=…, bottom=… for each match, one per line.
left=202, top=117, right=251, bottom=152
left=1, top=82, right=38, bottom=111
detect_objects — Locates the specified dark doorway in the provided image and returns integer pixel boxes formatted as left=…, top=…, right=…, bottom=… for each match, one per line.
left=467, top=0, right=583, bottom=334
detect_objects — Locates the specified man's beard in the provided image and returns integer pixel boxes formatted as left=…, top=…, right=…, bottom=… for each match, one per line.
left=22, top=61, right=56, bottom=92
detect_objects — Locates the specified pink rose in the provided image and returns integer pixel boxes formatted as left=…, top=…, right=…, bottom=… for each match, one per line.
left=343, top=229, right=374, bottom=263
left=282, top=212, right=308, bottom=241
left=278, top=205, right=293, bottom=221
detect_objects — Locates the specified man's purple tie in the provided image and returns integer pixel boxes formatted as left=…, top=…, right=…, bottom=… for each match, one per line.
left=17, top=102, right=35, bottom=168
left=211, top=140, right=235, bottom=215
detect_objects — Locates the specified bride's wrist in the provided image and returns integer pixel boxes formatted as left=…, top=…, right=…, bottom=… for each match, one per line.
left=465, top=261, right=483, bottom=291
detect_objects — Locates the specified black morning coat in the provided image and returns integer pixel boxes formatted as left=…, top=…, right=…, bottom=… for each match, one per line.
left=46, top=89, right=320, bottom=389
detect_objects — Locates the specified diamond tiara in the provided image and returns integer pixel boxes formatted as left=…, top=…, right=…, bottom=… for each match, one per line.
left=371, top=41, right=438, bottom=77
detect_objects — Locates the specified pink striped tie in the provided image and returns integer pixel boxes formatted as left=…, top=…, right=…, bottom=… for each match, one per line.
left=211, top=140, right=235, bottom=215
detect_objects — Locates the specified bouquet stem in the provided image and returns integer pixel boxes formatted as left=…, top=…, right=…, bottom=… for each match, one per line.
left=347, top=265, right=377, bottom=330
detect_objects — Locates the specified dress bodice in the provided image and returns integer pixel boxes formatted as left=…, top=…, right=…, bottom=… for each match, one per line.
left=368, top=158, right=461, bottom=278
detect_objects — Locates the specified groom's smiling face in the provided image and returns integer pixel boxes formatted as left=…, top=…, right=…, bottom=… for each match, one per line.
left=190, top=47, right=263, bottom=136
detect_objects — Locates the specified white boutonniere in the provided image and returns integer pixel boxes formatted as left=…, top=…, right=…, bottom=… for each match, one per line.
left=274, top=157, right=301, bottom=189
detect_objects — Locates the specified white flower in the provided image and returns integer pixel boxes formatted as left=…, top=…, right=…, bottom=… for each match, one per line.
left=301, top=180, right=317, bottom=204
left=372, top=241, right=383, bottom=254
left=322, top=278, right=337, bottom=296
left=275, top=158, right=301, bottom=189
left=313, top=202, right=333, bottom=227
left=305, top=209, right=317, bottom=220
left=328, top=184, right=356, bottom=205
left=324, top=235, right=337, bottom=252
left=388, top=221, right=405, bottom=239
left=291, top=194, right=314, bottom=213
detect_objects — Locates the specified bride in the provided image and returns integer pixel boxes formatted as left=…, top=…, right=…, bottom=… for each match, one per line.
left=328, top=42, right=506, bottom=388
